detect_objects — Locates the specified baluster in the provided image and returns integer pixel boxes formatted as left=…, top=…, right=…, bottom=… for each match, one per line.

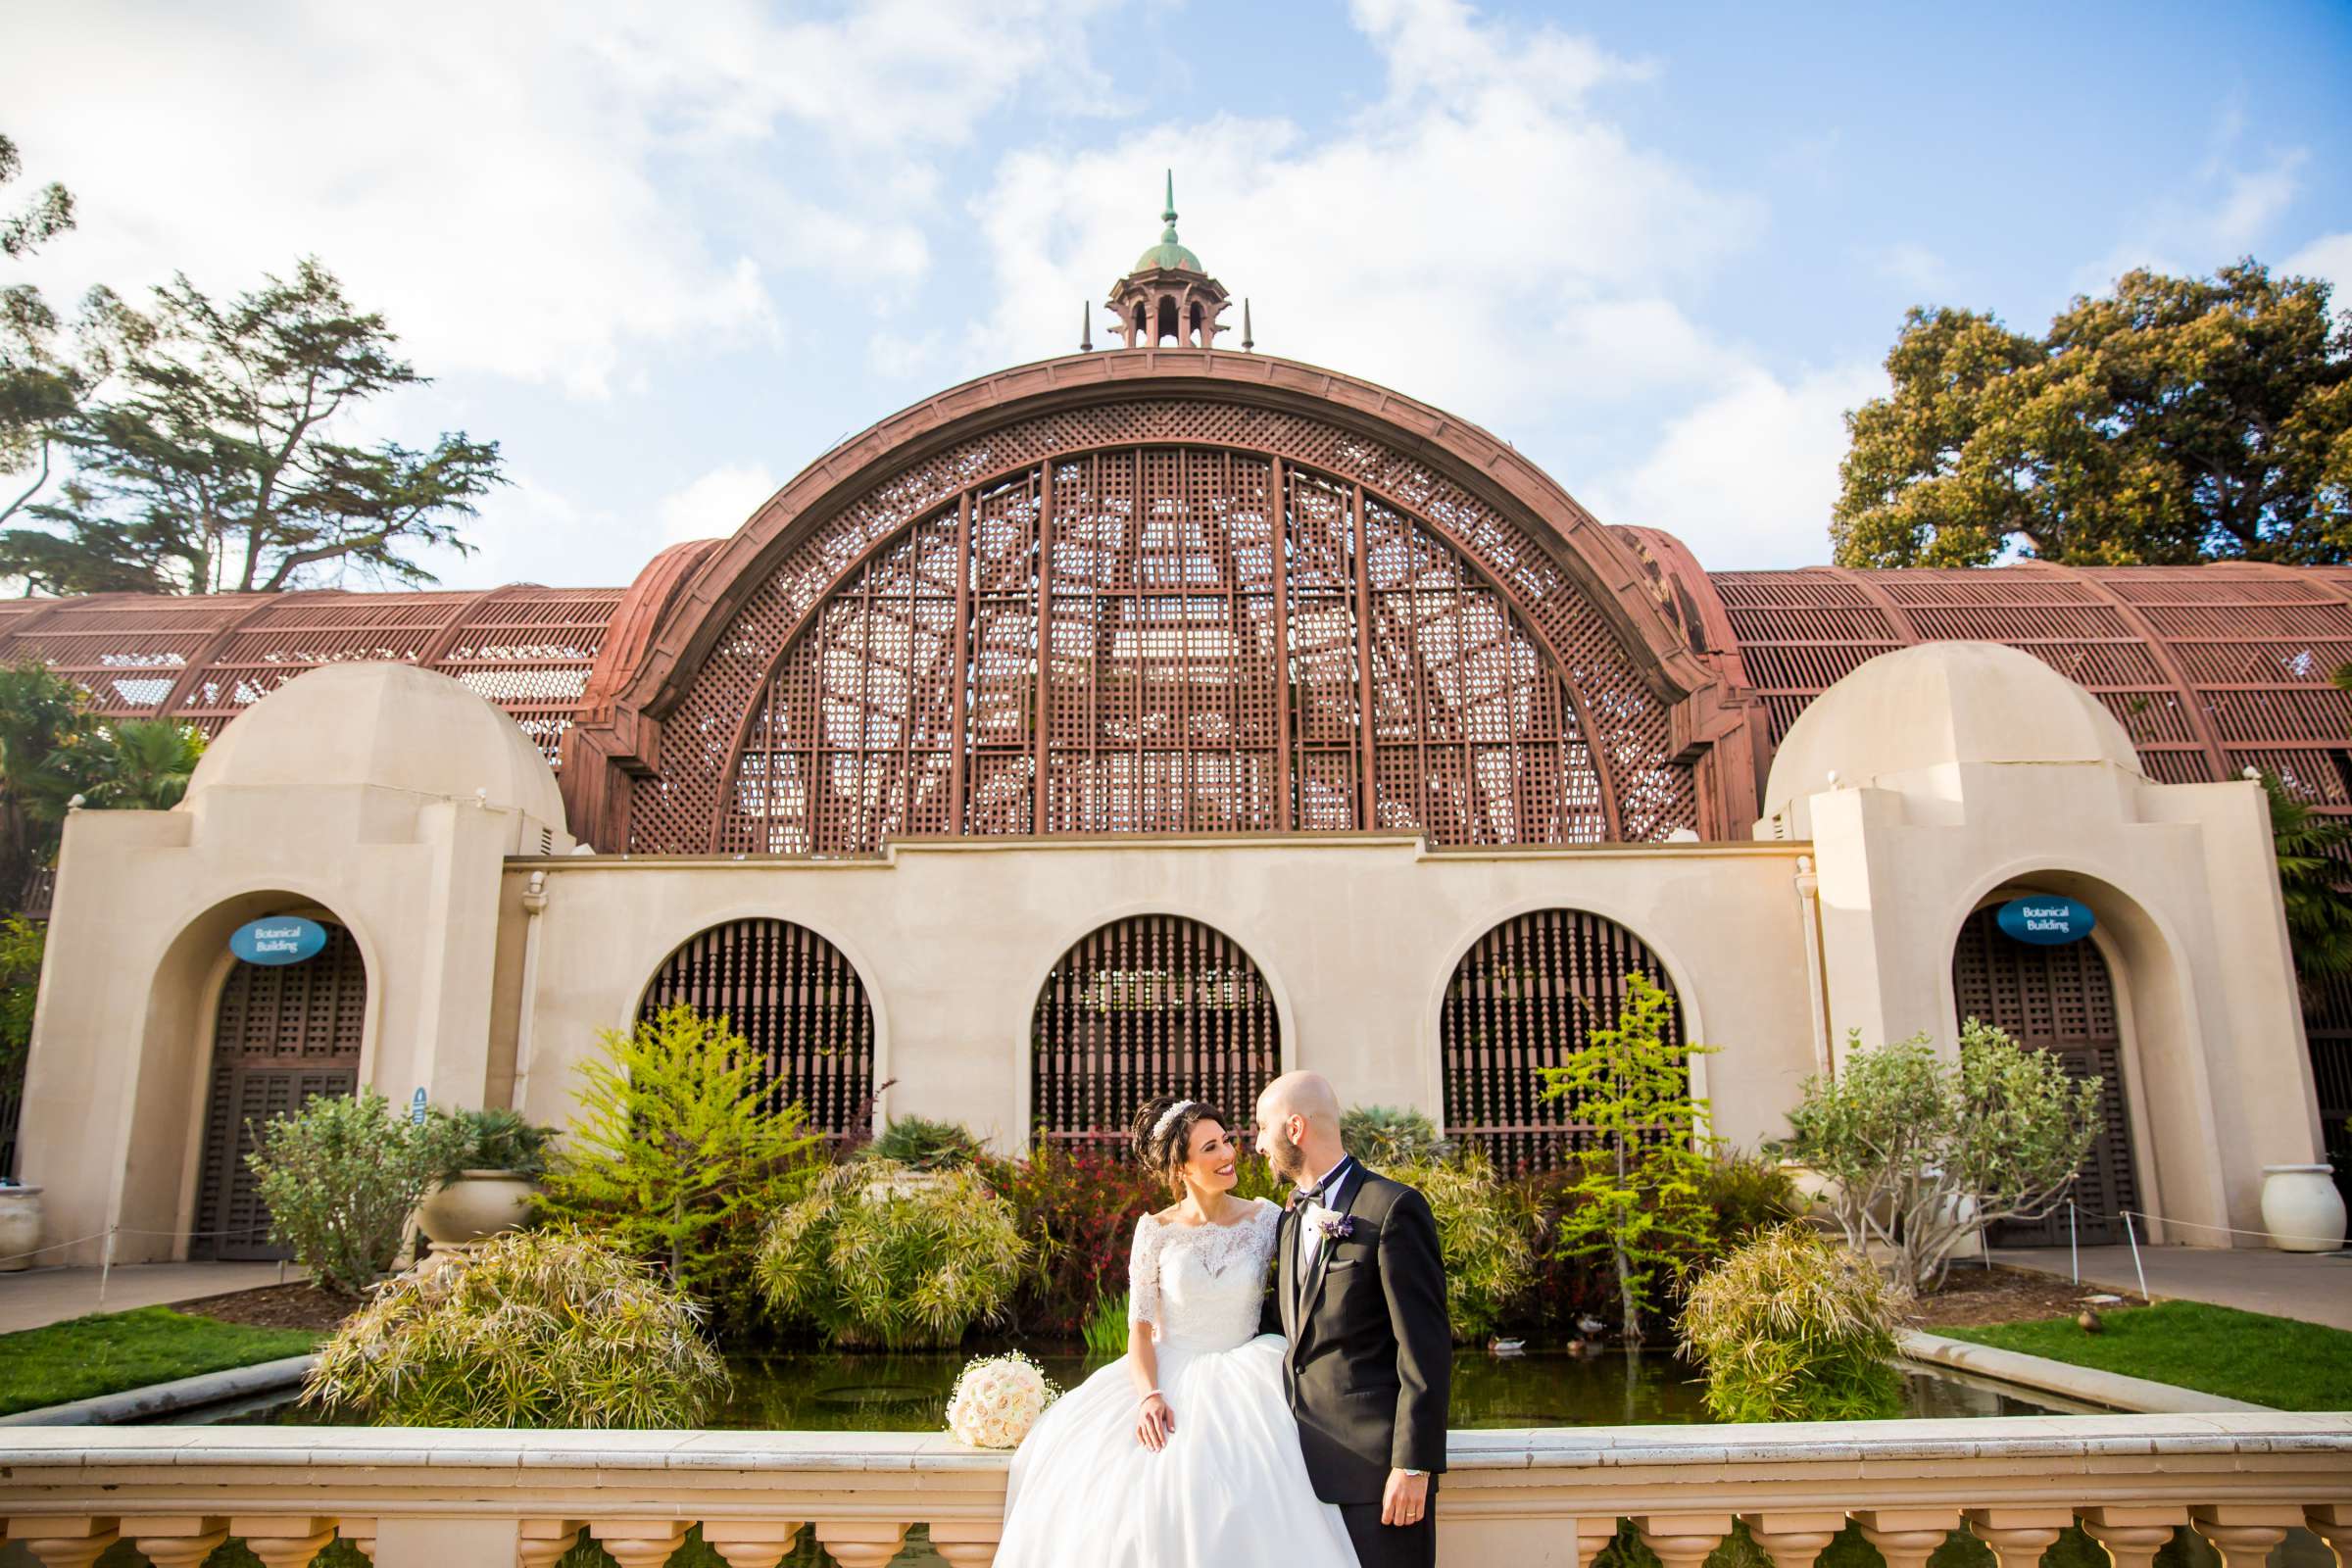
left=929, top=1520, right=1004, bottom=1567
left=230, top=1516, right=339, bottom=1568
left=338, top=1518, right=376, bottom=1563
left=590, top=1518, right=692, bottom=1568
left=1638, top=1512, right=1733, bottom=1568
left=2306, top=1504, right=2352, bottom=1568
left=1860, top=1509, right=1963, bottom=1568
left=9, top=1518, right=120, bottom=1568
left=702, top=1520, right=805, bottom=1568
left=1744, top=1512, right=1849, bottom=1568
left=2081, top=1507, right=2188, bottom=1568
left=518, top=1521, right=583, bottom=1568
left=1574, top=1519, right=1612, bottom=1568
left=1965, top=1507, right=2073, bottom=1568
left=123, top=1516, right=230, bottom=1568
left=814, top=1520, right=911, bottom=1567
left=2191, top=1506, right=2302, bottom=1568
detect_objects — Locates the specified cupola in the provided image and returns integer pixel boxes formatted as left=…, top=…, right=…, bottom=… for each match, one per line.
left=1104, top=172, right=1233, bottom=349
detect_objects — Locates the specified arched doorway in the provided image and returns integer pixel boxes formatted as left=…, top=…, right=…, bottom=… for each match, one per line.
left=1952, top=903, right=2141, bottom=1246
left=1441, top=908, right=1686, bottom=1172
left=1030, top=915, right=1280, bottom=1145
left=193, top=920, right=368, bottom=1261
left=639, top=918, right=876, bottom=1139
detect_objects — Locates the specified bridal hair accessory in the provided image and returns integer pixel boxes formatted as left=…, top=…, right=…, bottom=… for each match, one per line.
left=946, top=1350, right=1060, bottom=1449
left=1150, top=1099, right=1198, bottom=1147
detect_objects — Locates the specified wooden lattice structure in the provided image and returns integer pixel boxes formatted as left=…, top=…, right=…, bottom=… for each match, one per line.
left=1030, top=914, right=1280, bottom=1146
left=637, top=919, right=877, bottom=1139
left=1439, top=908, right=1685, bottom=1171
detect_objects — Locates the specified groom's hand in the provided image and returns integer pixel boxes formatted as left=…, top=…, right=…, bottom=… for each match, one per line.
left=1379, top=1468, right=1429, bottom=1527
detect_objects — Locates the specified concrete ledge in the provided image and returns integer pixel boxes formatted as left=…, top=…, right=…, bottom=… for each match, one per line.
left=1899, top=1330, right=2270, bottom=1413
left=0, top=1353, right=316, bottom=1428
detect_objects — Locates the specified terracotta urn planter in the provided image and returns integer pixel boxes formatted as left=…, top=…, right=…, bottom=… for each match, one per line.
left=416, top=1170, right=538, bottom=1248
left=2259, top=1164, right=2347, bottom=1252
left=0, top=1184, right=42, bottom=1272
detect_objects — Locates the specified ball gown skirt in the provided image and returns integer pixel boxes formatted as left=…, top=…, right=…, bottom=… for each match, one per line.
left=994, top=1331, right=1361, bottom=1568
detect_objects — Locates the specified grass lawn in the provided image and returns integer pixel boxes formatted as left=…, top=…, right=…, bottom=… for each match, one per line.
left=1944, top=1299, right=2352, bottom=1411
left=0, top=1304, right=324, bottom=1417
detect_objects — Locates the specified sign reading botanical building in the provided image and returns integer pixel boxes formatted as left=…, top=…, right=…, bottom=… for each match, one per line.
left=1995, top=897, right=2095, bottom=947
left=229, top=916, right=329, bottom=966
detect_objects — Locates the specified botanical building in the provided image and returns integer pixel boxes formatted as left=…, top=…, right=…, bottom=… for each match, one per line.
left=10, top=202, right=2339, bottom=1265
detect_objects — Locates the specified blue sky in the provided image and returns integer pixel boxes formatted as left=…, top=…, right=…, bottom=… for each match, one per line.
left=7, top=0, right=2350, bottom=589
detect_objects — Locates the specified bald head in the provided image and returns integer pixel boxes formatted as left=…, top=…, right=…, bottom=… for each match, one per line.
left=1255, top=1070, right=1345, bottom=1181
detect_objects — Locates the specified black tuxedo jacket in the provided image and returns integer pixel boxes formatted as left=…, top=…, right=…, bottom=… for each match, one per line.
left=1266, top=1163, right=1451, bottom=1504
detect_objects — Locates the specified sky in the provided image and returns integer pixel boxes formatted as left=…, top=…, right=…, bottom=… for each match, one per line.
left=5, top=0, right=2350, bottom=591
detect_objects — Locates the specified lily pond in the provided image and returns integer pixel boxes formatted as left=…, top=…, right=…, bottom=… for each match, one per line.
left=198, top=1347, right=2071, bottom=1429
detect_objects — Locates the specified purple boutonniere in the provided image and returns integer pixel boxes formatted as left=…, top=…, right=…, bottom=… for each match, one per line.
left=1312, top=1211, right=1354, bottom=1242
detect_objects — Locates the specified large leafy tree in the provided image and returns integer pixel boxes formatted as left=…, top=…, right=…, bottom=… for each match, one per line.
left=0, top=660, right=205, bottom=907
left=1835, top=262, right=2352, bottom=567
left=6, top=257, right=502, bottom=594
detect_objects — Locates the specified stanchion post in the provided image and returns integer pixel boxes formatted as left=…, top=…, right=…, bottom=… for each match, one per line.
left=97, top=1224, right=116, bottom=1308
left=2068, top=1198, right=2079, bottom=1284
left=2123, top=1210, right=2150, bottom=1303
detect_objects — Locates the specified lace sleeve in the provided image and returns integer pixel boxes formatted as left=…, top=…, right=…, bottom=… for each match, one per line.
left=1127, top=1212, right=1163, bottom=1330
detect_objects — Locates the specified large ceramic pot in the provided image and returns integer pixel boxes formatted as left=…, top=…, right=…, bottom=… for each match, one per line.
left=1778, top=1160, right=1838, bottom=1214
left=416, top=1170, right=538, bottom=1248
left=0, top=1184, right=44, bottom=1272
left=2260, top=1164, right=2347, bottom=1252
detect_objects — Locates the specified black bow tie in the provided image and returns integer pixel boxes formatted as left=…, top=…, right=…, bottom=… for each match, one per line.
left=1294, top=1161, right=1349, bottom=1204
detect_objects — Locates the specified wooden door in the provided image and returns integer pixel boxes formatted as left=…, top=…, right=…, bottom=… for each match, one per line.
left=1951, top=905, right=2139, bottom=1247
left=193, top=923, right=367, bottom=1260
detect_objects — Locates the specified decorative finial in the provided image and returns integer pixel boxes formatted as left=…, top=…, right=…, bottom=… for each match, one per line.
left=1242, top=298, right=1253, bottom=352
left=1160, top=169, right=1179, bottom=244
left=1080, top=300, right=1093, bottom=352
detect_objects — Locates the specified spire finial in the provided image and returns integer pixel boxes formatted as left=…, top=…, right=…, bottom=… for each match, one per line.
left=1080, top=299, right=1093, bottom=353
left=1242, top=297, right=1253, bottom=353
left=1160, top=169, right=1179, bottom=244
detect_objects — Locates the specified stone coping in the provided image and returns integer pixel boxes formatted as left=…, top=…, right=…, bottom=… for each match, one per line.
left=1898, top=1331, right=2271, bottom=1415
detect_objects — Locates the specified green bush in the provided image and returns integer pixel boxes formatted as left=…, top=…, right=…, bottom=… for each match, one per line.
left=0, top=914, right=41, bottom=1081
left=536, top=1004, right=822, bottom=1323
left=246, top=1088, right=442, bottom=1295
left=1342, top=1103, right=1448, bottom=1166
left=756, top=1159, right=1029, bottom=1348
left=419, top=1105, right=559, bottom=1183
left=1678, top=1222, right=1906, bottom=1422
left=981, top=1142, right=1160, bottom=1337
left=1394, top=1153, right=1535, bottom=1341
left=1699, top=1151, right=1801, bottom=1241
left=863, top=1115, right=984, bottom=1170
left=304, top=1227, right=728, bottom=1428
left=1083, top=1290, right=1130, bottom=1356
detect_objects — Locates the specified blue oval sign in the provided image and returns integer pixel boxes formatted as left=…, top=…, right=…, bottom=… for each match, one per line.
left=1996, top=896, right=2095, bottom=946
left=231, top=916, right=329, bottom=965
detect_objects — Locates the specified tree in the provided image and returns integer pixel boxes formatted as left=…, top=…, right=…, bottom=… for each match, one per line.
left=0, top=132, right=148, bottom=530
left=1780, top=1022, right=2105, bottom=1292
left=1835, top=262, right=2352, bottom=567
left=1538, top=972, right=1720, bottom=1345
left=2256, top=768, right=2352, bottom=991
left=5, top=258, right=502, bottom=594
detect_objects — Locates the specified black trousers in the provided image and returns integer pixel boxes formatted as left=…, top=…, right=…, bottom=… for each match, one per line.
left=1338, top=1483, right=1438, bottom=1568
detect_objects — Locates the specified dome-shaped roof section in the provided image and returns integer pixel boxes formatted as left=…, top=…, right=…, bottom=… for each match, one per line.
left=1762, top=641, right=2142, bottom=828
left=1134, top=239, right=1204, bottom=273
left=186, top=661, right=565, bottom=829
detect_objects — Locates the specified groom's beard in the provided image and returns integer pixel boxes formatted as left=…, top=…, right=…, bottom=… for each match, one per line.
left=1263, top=1125, right=1307, bottom=1183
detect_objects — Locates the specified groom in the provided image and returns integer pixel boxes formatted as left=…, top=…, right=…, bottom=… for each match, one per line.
left=1256, top=1071, right=1451, bottom=1568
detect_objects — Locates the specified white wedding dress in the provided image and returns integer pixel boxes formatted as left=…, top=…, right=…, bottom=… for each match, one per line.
left=996, top=1197, right=1360, bottom=1567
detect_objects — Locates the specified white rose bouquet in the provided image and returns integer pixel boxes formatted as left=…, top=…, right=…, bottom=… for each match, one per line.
left=945, top=1349, right=1058, bottom=1449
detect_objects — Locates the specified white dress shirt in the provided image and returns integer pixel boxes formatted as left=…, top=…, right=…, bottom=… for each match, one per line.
left=1296, top=1154, right=1355, bottom=1279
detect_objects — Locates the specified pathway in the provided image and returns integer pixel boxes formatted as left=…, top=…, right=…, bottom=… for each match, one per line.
left=1987, top=1244, right=2352, bottom=1332
left=0, top=1260, right=296, bottom=1335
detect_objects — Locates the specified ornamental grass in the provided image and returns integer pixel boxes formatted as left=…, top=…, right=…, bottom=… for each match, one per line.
left=1678, top=1222, right=1907, bottom=1422
left=1391, top=1153, right=1535, bottom=1342
left=303, top=1227, right=729, bottom=1429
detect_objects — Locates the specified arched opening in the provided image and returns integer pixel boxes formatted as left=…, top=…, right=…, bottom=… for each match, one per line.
left=1154, top=295, right=1179, bottom=342
left=1953, top=901, right=2141, bottom=1246
left=1131, top=303, right=1146, bottom=338
left=1440, top=908, right=1685, bottom=1172
left=1188, top=299, right=1204, bottom=343
left=193, top=918, right=368, bottom=1261
left=1030, top=914, right=1280, bottom=1145
left=638, top=918, right=876, bottom=1139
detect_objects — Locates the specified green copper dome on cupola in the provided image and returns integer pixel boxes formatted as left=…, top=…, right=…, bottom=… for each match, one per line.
left=1132, top=170, right=1203, bottom=273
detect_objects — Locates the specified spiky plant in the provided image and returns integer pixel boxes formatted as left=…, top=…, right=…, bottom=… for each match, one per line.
left=1678, top=1222, right=1906, bottom=1423
left=1341, top=1103, right=1450, bottom=1166
left=756, top=1158, right=1028, bottom=1348
left=1391, top=1152, right=1535, bottom=1341
left=1082, top=1289, right=1130, bottom=1356
left=304, top=1227, right=729, bottom=1428
left=2255, top=768, right=2352, bottom=990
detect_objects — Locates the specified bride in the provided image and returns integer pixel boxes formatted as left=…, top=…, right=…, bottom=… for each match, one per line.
left=994, top=1094, right=1360, bottom=1567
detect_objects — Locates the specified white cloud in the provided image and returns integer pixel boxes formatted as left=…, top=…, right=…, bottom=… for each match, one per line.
left=2283, top=232, right=2352, bottom=306
left=1867, top=242, right=1954, bottom=298
left=2077, top=145, right=2308, bottom=291
left=658, top=463, right=781, bottom=548
left=1589, top=361, right=1886, bottom=569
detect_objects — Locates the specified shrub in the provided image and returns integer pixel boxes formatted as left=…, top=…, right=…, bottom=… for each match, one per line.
left=1083, top=1290, right=1130, bottom=1356
left=247, top=1088, right=441, bottom=1295
left=1781, top=1020, right=2104, bottom=1291
left=304, top=1227, right=728, bottom=1428
left=1393, top=1153, right=1534, bottom=1341
left=756, top=1159, right=1028, bottom=1348
left=418, top=1106, right=559, bottom=1184
left=863, top=1115, right=984, bottom=1170
left=0, top=914, right=40, bottom=1082
left=1494, top=1168, right=1620, bottom=1336
left=1342, top=1103, right=1449, bottom=1166
left=982, top=1142, right=1161, bottom=1336
left=1679, top=1222, right=1907, bottom=1422
left=1700, top=1151, right=1801, bottom=1241
left=536, top=1004, right=821, bottom=1324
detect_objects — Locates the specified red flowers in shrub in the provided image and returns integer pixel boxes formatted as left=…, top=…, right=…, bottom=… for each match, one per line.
left=980, top=1143, right=1164, bottom=1338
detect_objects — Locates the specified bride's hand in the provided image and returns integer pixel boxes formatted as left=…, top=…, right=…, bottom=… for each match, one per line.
left=1135, top=1391, right=1176, bottom=1451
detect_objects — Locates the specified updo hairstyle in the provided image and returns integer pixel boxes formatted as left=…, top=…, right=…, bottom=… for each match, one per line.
left=1130, top=1094, right=1230, bottom=1194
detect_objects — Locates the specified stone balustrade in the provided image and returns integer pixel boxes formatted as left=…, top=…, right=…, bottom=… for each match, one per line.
left=0, top=1416, right=2345, bottom=1568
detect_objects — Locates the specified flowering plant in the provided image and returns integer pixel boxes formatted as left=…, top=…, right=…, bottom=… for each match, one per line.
left=945, top=1349, right=1059, bottom=1449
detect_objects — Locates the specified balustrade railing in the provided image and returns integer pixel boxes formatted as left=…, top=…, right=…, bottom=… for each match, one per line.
left=0, top=1416, right=2345, bottom=1568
